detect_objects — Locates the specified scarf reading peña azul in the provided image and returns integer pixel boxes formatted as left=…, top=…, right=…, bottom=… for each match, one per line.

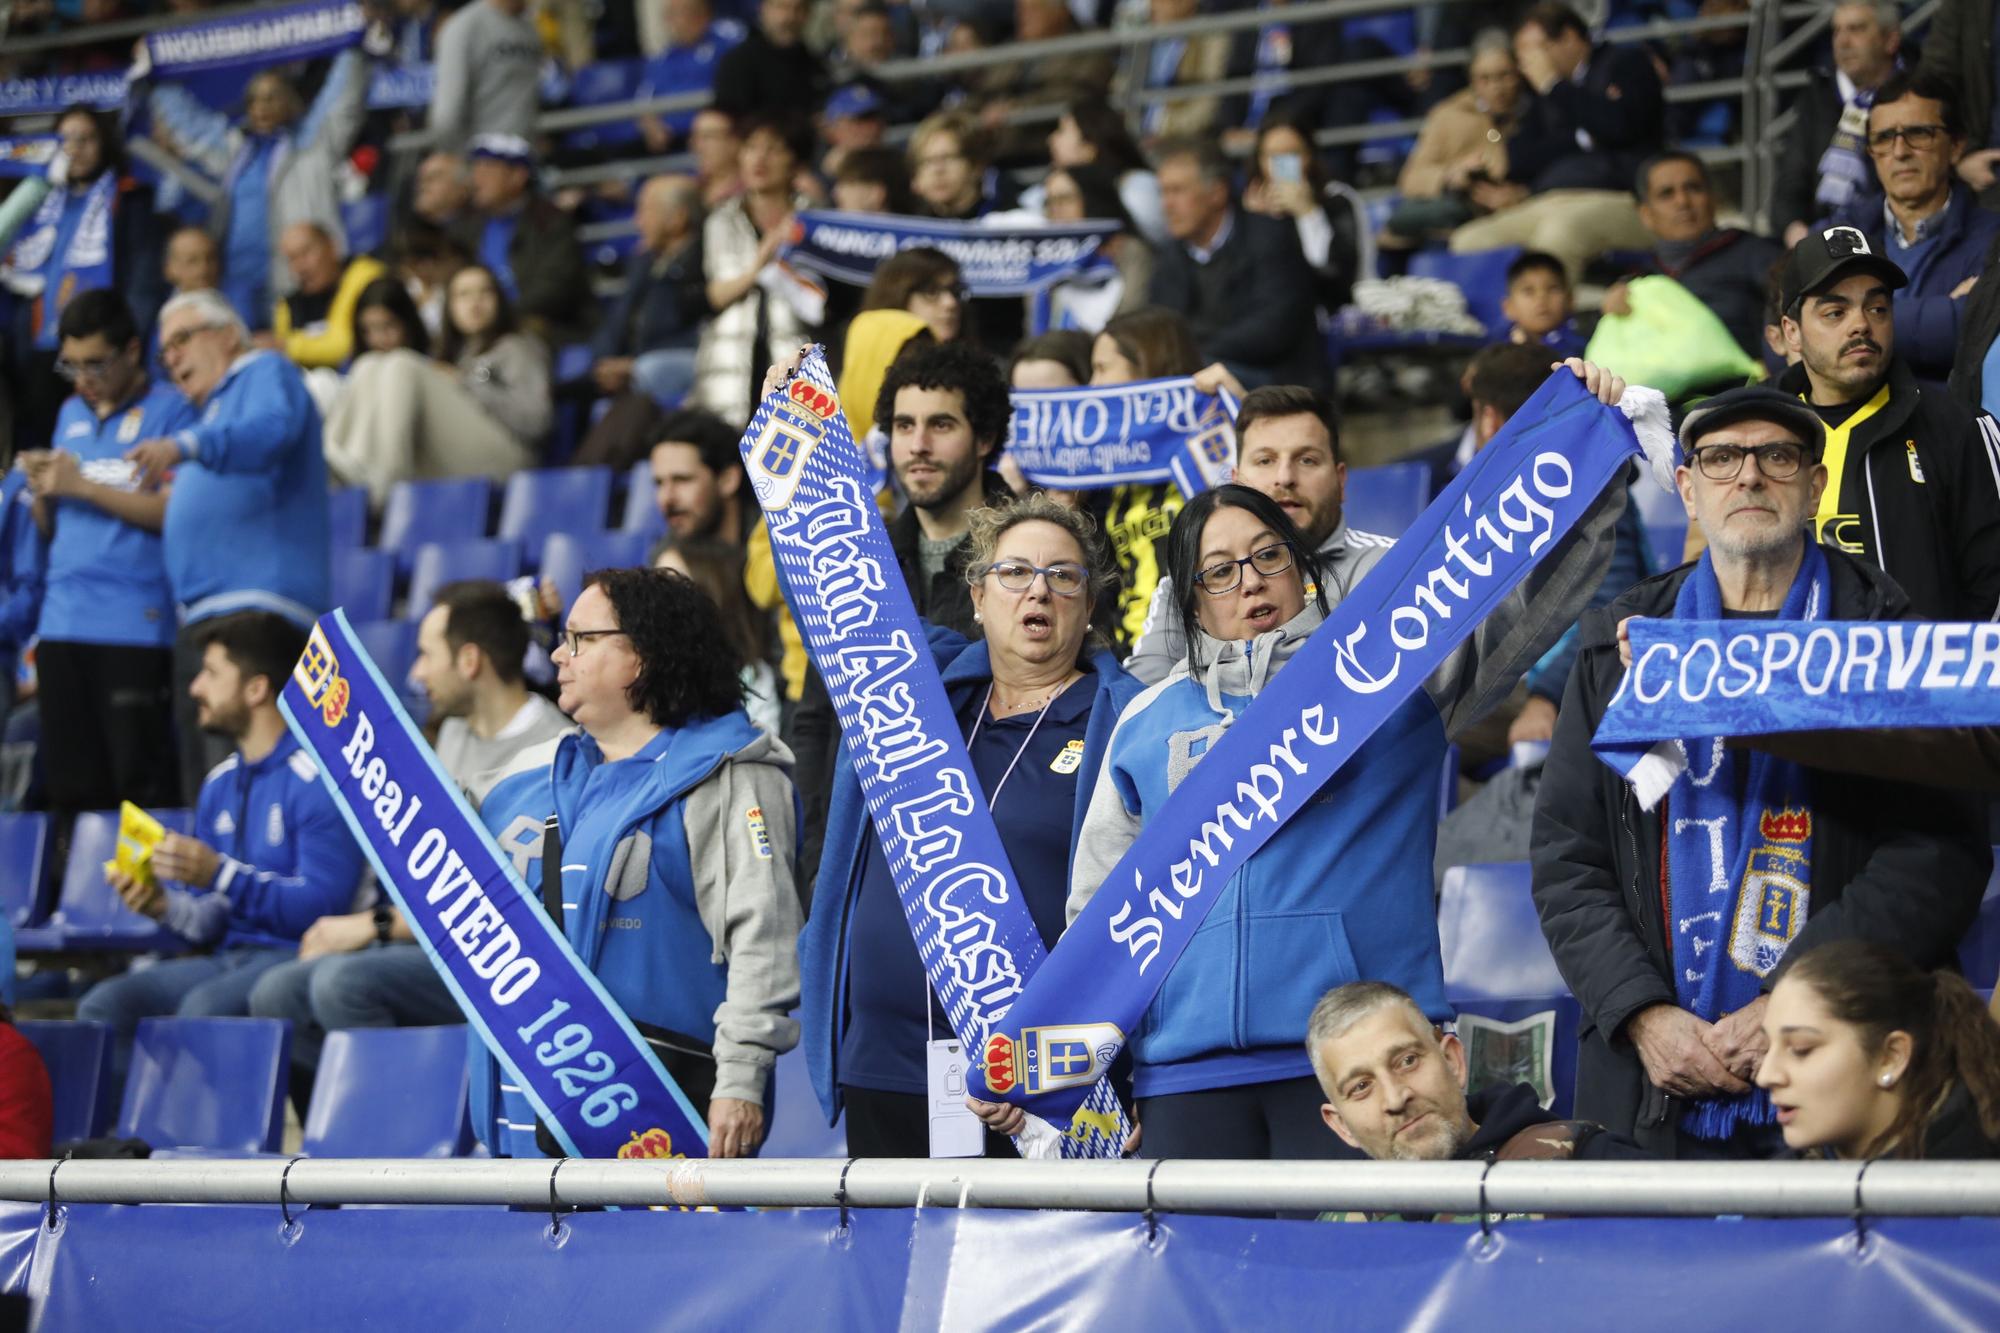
left=979, top=371, right=1671, bottom=1131
left=1593, top=546, right=1829, bottom=1140
left=781, top=210, right=1119, bottom=296
left=741, top=348, right=1130, bottom=1158
left=1007, top=376, right=1238, bottom=496
left=280, top=613, right=715, bottom=1166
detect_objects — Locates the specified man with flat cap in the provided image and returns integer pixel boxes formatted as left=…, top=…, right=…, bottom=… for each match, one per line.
left=1531, top=383, right=1992, bottom=1159
left=1773, top=224, right=2000, bottom=619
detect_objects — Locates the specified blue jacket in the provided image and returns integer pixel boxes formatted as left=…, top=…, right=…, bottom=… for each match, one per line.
left=798, top=631, right=1143, bottom=1124
left=160, top=732, right=369, bottom=951
left=165, top=350, right=330, bottom=627
left=1829, top=182, right=2000, bottom=383
left=472, top=712, right=803, bottom=1156
left=0, top=471, right=44, bottom=658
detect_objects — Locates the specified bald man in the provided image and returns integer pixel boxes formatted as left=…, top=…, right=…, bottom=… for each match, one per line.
left=272, top=222, right=387, bottom=370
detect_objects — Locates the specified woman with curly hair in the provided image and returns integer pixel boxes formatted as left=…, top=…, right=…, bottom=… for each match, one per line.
left=472, top=567, right=803, bottom=1161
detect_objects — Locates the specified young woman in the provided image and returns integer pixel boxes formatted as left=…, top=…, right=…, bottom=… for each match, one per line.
left=1037, top=163, right=1152, bottom=335
left=859, top=248, right=965, bottom=346
left=1041, top=98, right=1165, bottom=245
left=1758, top=939, right=2000, bottom=1160
left=1240, top=110, right=1371, bottom=318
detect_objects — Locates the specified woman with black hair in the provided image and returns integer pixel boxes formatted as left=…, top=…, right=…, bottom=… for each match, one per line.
left=1036, top=162, right=1153, bottom=334
left=1241, top=109, right=1371, bottom=316
left=473, top=567, right=804, bottom=1160
left=1040, top=98, right=1166, bottom=245
left=322, top=264, right=543, bottom=505
left=1758, top=939, right=2000, bottom=1160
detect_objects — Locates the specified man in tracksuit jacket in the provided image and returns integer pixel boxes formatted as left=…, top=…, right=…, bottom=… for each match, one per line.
left=130, top=288, right=331, bottom=806
left=77, top=612, right=368, bottom=1085
left=1776, top=225, right=2000, bottom=620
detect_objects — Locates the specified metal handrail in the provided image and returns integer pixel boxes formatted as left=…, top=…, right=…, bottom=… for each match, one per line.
left=4, top=1157, right=2000, bottom=1215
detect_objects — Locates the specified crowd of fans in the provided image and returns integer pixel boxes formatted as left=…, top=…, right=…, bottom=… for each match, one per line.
left=0, top=0, right=1998, bottom=1183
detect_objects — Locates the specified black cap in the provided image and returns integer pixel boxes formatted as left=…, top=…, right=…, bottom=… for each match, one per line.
left=1780, top=224, right=1907, bottom=312
left=1678, top=386, right=1827, bottom=459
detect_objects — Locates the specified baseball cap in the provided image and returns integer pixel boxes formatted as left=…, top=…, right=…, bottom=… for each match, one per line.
left=468, top=133, right=533, bottom=168
left=1677, top=385, right=1827, bottom=460
left=825, top=84, right=886, bottom=121
left=1779, top=224, right=1907, bottom=312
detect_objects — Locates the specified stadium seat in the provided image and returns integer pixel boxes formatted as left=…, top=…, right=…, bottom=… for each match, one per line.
left=1438, top=862, right=1578, bottom=1117
left=622, top=459, right=667, bottom=536
left=1631, top=477, right=1690, bottom=573
left=29, top=809, right=195, bottom=952
left=16, top=1020, right=112, bottom=1143
left=328, top=486, right=368, bottom=549
left=351, top=618, right=429, bottom=725
left=302, top=1027, right=472, bottom=1158
left=117, top=1017, right=289, bottom=1154
left=339, top=194, right=389, bottom=258
left=540, top=531, right=653, bottom=615
left=559, top=58, right=643, bottom=153
left=1342, top=462, right=1431, bottom=538
left=330, top=547, right=395, bottom=623
left=497, top=467, right=616, bottom=554
left=0, top=811, right=50, bottom=930
left=1410, top=246, right=1523, bottom=336
left=406, top=539, right=525, bottom=618
left=379, top=478, right=494, bottom=575
left=761, top=1042, right=847, bottom=1158
left=1958, top=857, right=2000, bottom=987
left=1343, top=11, right=1417, bottom=56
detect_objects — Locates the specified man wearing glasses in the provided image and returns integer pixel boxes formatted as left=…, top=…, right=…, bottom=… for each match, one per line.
left=1773, top=225, right=2000, bottom=620
left=18, top=290, right=188, bottom=824
left=1821, top=67, right=2000, bottom=381
left=1532, top=384, right=1990, bottom=1157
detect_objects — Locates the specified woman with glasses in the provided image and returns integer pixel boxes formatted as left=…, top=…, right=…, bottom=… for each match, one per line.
left=472, top=567, right=803, bottom=1160
left=798, top=494, right=1142, bottom=1157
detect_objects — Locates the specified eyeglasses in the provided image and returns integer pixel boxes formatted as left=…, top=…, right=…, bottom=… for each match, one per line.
left=1687, top=441, right=1809, bottom=482
left=974, top=560, right=1089, bottom=597
left=1866, top=124, right=1950, bottom=154
left=54, top=354, right=117, bottom=381
left=914, top=282, right=969, bottom=303
left=1193, top=543, right=1294, bottom=596
left=159, top=323, right=221, bottom=356
left=558, top=627, right=628, bottom=656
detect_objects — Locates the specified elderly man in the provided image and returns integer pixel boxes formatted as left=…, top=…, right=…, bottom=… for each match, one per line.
left=1532, top=383, right=1991, bottom=1158
left=1775, top=226, right=2000, bottom=620
left=130, top=290, right=331, bottom=804
left=1606, top=152, right=1782, bottom=358
left=467, top=134, right=589, bottom=343
left=1773, top=0, right=1904, bottom=244
left=272, top=223, right=388, bottom=371
left=1308, top=982, right=1646, bottom=1181
left=1823, top=68, right=2000, bottom=380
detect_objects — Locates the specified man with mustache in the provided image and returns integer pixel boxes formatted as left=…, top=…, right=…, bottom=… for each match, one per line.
left=1775, top=225, right=2000, bottom=619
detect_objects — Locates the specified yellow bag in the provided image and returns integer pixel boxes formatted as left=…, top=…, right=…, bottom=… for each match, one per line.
left=102, top=801, right=166, bottom=887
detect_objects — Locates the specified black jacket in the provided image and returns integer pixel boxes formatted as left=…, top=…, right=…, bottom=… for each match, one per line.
left=1531, top=548, right=1991, bottom=1156
left=1506, top=44, right=1666, bottom=193
left=1777, top=359, right=2000, bottom=620
left=1949, top=231, right=2000, bottom=416
left=1921, top=0, right=1996, bottom=160
left=493, top=195, right=591, bottom=343
left=590, top=236, right=706, bottom=360
left=1460, top=1083, right=1652, bottom=1161
left=1150, top=209, right=1325, bottom=390
left=712, top=28, right=828, bottom=119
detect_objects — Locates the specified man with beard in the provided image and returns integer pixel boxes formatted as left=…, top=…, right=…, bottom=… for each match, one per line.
left=1776, top=226, right=2000, bottom=619
left=75, top=612, right=368, bottom=1087
left=650, top=407, right=751, bottom=547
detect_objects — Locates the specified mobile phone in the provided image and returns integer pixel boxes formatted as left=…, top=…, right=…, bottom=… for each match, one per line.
left=1271, top=152, right=1303, bottom=184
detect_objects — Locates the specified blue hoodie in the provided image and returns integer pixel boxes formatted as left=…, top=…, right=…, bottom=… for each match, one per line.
left=165, top=350, right=330, bottom=627
left=798, top=630, right=1144, bottom=1125
left=159, top=731, right=369, bottom=951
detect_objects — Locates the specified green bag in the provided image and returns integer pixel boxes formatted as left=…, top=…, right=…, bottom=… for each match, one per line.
left=1584, top=275, right=1764, bottom=399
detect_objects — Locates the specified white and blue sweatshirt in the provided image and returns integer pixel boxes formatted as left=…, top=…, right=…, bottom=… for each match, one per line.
left=158, top=731, right=369, bottom=951
left=164, top=350, right=330, bottom=628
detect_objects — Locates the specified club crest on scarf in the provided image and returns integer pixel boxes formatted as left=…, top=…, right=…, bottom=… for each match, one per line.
left=1729, top=807, right=1810, bottom=977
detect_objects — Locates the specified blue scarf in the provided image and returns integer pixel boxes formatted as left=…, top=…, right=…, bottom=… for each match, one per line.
left=0, top=73, right=126, bottom=118
left=0, top=137, right=57, bottom=178
left=781, top=210, right=1118, bottom=297
left=1815, top=80, right=1884, bottom=214
left=1637, top=545, right=1826, bottom=1140
left=144, top=0, right=366, bottom=78
left=5, top=172, right=116, bottom=345
left=1007, top=376, right=1237, bottom=495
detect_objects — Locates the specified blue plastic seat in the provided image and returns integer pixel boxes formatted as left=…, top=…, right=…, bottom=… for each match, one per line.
left=1959, top=857, right=2000, bottom=988
left=16, top=1020, right=111, bottom=1143
left=351, top=617, right=429, bottom=726
left=1631, top=479, right=1691, bottom=572
left=1438, top=862, right=1579, bottom=1116
left=339, top=194, right=389, bottom=257
left=0, top=811, right=50, bottom=929
left=761, top=1041, right=847, bottom=1158
left=560, top=58, right=643, bottom=152
left=379, top=478, right=494, bottom=575
left=327, top=486, right=368, bottom=549
left=622, top=458, right=667, bottom=536
left=330, top=546, right=395, bottom=623
left=1342, top=462, right=1432, bottom=539
left=405, top=539, right=524, bottom=619
left=31, top=809, right=194, bottom=952
left=1344, top=11, right=1417, bottom=55
left=303, top=1027, right=472, bottom=1157
left=497, top=467, right=615, bottom=555
left=1410, top=246, right=1524, bottom=336
left=540, top=530, right=654, bottom=615
left=117, top=1017, right=290, bottom=1153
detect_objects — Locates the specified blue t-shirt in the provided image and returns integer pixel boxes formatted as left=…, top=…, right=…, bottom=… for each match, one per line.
left=639, top=20, right=744, bottom=136
left=482, top=214, right=521, bottom=300
left=41, top=382, right=191, bottom=648
left=839, top=671, right=1096, bottom=1096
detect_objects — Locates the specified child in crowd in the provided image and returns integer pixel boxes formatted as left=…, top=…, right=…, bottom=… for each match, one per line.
left=1500, top=250, right=1587, bottom=359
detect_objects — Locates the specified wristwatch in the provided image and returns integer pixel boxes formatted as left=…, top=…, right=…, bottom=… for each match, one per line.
left=372, top=905, right=395, bottom=945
